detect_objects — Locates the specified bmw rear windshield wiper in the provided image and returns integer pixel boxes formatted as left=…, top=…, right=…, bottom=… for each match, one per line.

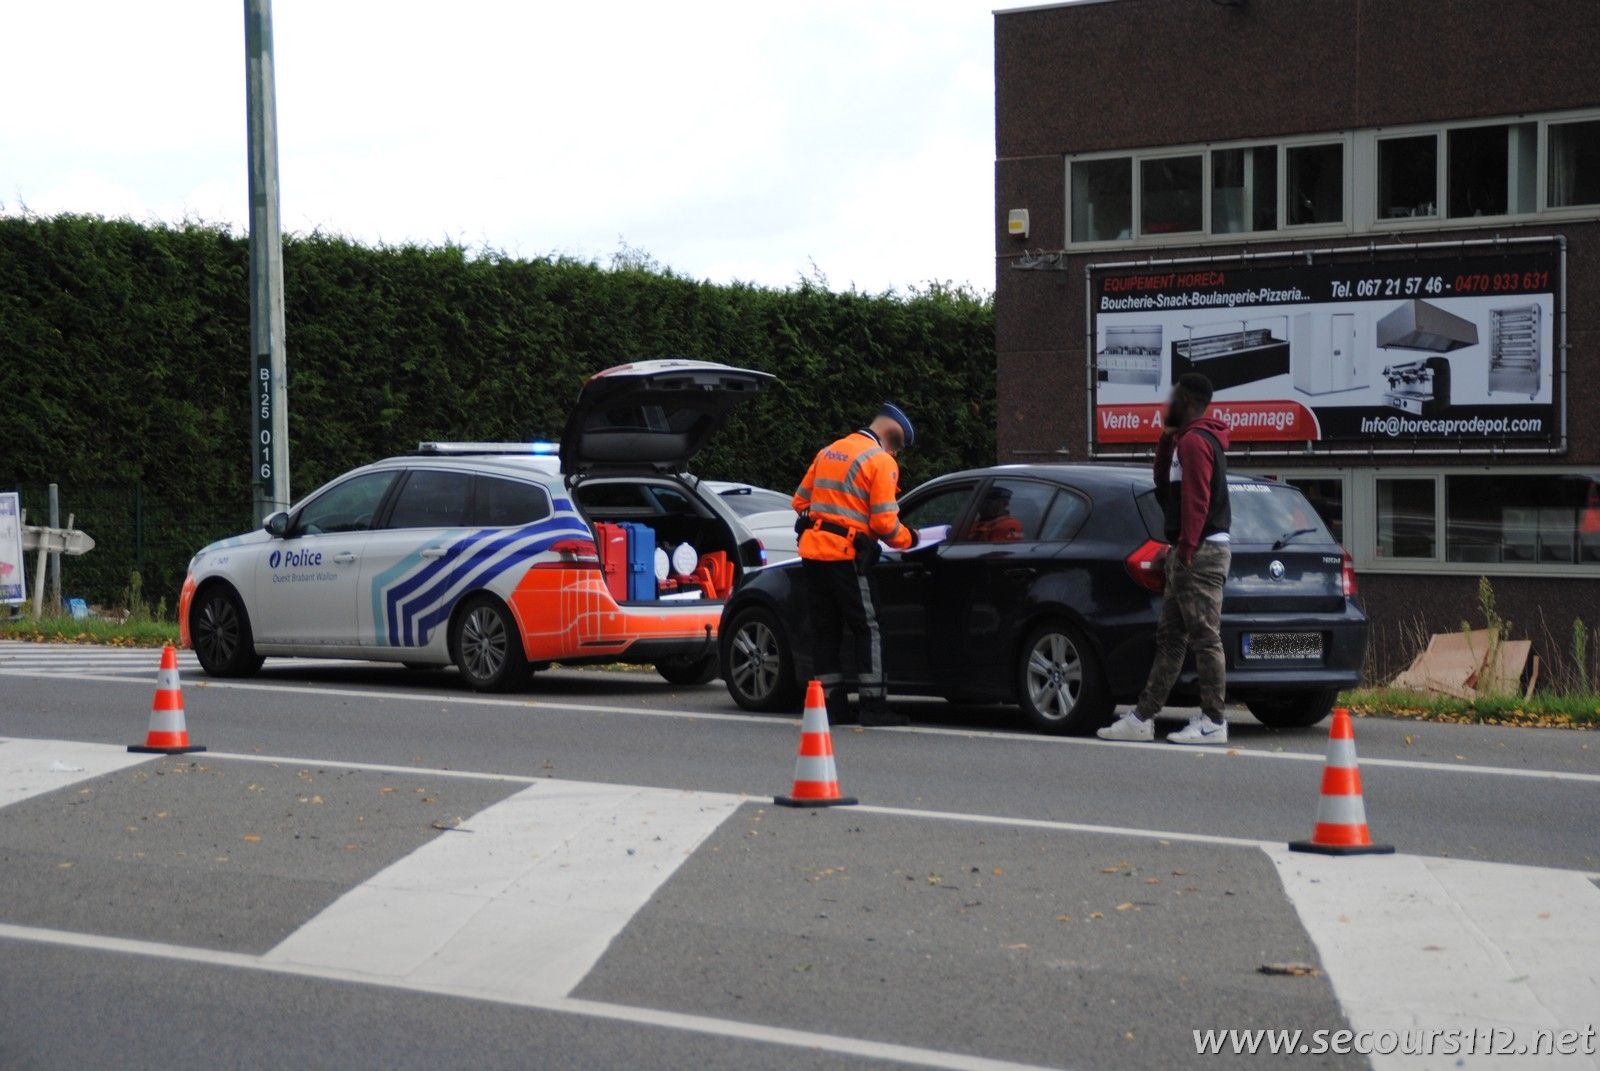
left=1271, top=527, right=1320, bottom=550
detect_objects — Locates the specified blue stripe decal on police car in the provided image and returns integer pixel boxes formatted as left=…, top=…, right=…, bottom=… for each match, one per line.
left=381, top=516, right=590, bottom=647
left=368, top=529, right=471, bottom=646
left=396, top=525, right=584, bottom=647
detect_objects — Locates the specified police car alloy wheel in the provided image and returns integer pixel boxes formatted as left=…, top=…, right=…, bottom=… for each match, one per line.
left=191, top=586, right=263, bottom=678
left=1015, top=621, right=1112, bottom=734
left=451, top=595, right=528, bottom=692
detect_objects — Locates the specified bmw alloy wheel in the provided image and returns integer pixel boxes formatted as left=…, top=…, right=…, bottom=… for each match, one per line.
left=730, top=619, right=781, bottom=701
left=1025, top=631, right=1083, bottom=722
left=721, top=606, right=801, bottom=712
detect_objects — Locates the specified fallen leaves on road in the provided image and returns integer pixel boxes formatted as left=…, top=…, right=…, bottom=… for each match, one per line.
left=240, top=834, right=261, bottom=843
left=1088, top=912, right=1104, bottom=920
left=1258, top=962, right=1321, bottom=978
left=1056, top=914, right=1072, bottom=923
left=1003, top=943, right=1029, bottom=951
left=430, top=817, right=464, bottom=831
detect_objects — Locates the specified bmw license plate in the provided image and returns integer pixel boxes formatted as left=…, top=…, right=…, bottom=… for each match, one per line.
left=1241, top=632, right=1323, bottom=661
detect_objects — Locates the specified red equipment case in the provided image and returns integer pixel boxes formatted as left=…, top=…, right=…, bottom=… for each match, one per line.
left=595, top=522, right=629, bottom=603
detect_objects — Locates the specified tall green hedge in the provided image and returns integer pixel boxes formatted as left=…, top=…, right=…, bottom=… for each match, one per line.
left=0, top=215, right=995, bottom=605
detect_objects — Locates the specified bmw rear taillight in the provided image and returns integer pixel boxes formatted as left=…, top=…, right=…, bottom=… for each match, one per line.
left=1341, top=547, right=1357, bottom=597
left=1125, top=539, right=1168, bottom=594
left=537, top=538, right=600, bottom=568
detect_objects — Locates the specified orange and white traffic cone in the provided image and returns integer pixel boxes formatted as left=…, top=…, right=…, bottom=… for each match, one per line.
left=128, top=645, right=206, bottom=755
left=775, top=680, right=856, bottom=808
left=1289, top=708, right=1390, bottom=856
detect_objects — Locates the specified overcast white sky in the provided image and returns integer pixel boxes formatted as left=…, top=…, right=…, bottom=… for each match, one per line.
left=1, top=1, right=1021, bottom=294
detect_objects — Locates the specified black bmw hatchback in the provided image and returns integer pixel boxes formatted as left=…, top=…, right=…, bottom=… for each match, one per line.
left=718, top=464, right=1366, bottom=734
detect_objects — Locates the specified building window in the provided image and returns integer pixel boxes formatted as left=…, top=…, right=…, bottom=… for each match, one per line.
left=1283, top=477, right=1345, bottom=545
left=1211, top=146, right=1276, bottom=234
left=1377, top=135, right=1438, bottom=219
left=1071, top=157, right=1132, bottom=242
left=1140, top=155, right=1203, bottom=235
left=1448, top=123, right=1536, bottom=218
left=1286, top=143, right=1344, bottom=226
left=1376, top=477, right=1436, bottom=559
left=1548, top=119, right=1600, bottom=208
left=1446, top=475, right=1600, bottom=565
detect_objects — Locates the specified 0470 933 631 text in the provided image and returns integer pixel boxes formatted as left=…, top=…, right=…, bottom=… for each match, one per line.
left=1193, top=1024, right=1596, bottom=1058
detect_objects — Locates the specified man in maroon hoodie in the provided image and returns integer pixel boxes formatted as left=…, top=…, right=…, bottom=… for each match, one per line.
left=1099, top=373, right=1234, bottom=744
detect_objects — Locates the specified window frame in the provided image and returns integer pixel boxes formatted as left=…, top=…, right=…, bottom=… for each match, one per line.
left=1243, top=467, right=1600, bottom=577
left=1061, top=107, right=1600, bottom=251
left=289, top=469, right=401, bottom=538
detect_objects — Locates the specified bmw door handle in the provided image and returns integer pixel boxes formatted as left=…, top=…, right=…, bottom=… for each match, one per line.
left=1004, top=566, right=1038, bottom=580
left=420, top=547, right=446, bottom=559
left=333, top=552, right=357, bottom=565
left=902, top=567, right=929, bottom=581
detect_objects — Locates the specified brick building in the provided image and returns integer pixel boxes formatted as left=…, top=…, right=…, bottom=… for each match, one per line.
left=994, top=0, right=1600, bottom=664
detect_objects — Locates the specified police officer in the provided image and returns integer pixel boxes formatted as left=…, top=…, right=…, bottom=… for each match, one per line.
left=792, top=403, right=917, bottom=727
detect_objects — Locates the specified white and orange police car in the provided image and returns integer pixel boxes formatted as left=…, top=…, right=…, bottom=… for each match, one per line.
left=178, top=360, right=773, bottom=690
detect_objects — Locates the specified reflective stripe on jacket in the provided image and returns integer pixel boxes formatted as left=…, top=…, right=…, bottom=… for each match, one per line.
left=792, top=430, right=914, bottom=561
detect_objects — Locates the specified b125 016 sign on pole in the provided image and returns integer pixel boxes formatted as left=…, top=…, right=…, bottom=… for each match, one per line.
left=1087, top=246, right=1561, bottom=454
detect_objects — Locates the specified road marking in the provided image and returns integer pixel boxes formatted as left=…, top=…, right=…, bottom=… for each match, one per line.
left=1269, top=848, right=1600, bottom=1069
left=0, top=738, right=154, bottom=810
left=6, top=665, right=1597, bottom=786
left=854, top=803, right=1276, bottom=850
left=266, top=779, right=742, bottom=1002
left=0, top=922, right=1068, bottom=1071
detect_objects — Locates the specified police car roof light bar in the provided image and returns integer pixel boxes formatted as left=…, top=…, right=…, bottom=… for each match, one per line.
left=414, top=442, right=560, bottom=456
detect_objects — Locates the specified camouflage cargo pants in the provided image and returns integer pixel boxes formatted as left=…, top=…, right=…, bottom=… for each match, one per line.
left=1135, top=541, right=1230, bottom=721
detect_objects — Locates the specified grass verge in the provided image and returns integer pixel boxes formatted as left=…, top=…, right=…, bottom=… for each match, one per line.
left=0, top=616, right=180, bottom=648
left=1341, top=687, right=1600, bottom=730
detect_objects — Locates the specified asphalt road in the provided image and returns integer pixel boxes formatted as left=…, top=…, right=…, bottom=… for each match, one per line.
left=2, top=644, right=1597, bottom=1070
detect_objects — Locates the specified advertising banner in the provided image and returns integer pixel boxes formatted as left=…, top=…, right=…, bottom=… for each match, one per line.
left=0, top=493, right=25, bottom=605
left=1088, top=249, right=1559, bottom=452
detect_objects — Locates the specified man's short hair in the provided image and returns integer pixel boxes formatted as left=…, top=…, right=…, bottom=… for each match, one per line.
left=1175, top=373, right=1214, bottom=407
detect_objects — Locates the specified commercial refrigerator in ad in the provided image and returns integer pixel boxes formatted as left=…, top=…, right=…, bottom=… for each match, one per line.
left=1292, top=311, right=1367, bottom=396
left=1487, top=304, right=1541, bottom=398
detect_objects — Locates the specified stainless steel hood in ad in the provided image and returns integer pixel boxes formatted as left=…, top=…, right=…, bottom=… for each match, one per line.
left=1376, top=299, right=1479, bottom=352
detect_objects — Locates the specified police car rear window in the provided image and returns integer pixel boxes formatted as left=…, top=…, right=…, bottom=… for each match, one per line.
left=1135, top=483, right=1334, bottom=546
left=473, top=477, right=551, bottom=527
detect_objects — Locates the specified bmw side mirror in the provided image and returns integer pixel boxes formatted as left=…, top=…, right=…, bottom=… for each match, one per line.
left=263, top=512, right=290, bottom=538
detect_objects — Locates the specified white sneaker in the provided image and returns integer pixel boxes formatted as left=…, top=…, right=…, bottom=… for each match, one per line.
left=1097, top=712, right=1155, bottom=741
left=1166, top=715, right=1228, bottom=745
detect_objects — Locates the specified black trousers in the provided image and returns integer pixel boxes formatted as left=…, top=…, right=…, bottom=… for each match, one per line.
left=801, top=558, right=887, bottom=718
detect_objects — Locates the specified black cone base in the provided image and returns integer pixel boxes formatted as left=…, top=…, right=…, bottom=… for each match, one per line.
left=128, top=744, right=208, bottom=755
left=774, top=795, right=858, bottom=808
left=1289, top=839, right=1394, bottom=856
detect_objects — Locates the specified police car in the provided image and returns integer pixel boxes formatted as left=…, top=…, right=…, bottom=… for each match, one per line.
left=178, top=360, right=774, bottom=691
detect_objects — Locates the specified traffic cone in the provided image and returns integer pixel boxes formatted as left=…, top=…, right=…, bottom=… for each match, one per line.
left=129, top=645, right=206, bottom=755
left=775, top=680, right=856, bottom=808
left=1289, top=708, right=1391, bottom=855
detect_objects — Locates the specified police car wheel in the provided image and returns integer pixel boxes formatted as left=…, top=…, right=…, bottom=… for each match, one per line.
left=451, top=595, right=527, bottom=692
left=656, top=655, right=719, bottom=686
left=190, top=585, right=263, bottom=678
left=1015, top=621, right=1111, bottom=735
left=722, top=607, right=802, bottom=712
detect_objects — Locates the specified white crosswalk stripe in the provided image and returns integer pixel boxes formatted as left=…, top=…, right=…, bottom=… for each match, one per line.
left=0, top=641, right=336, bottom=677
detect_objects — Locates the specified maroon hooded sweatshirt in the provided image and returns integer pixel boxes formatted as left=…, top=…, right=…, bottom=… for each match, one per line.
left=1152, top=415, right=1232, bottom=563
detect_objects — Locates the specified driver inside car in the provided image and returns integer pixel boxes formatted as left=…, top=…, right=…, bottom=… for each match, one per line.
left=966, top=485, right=1024, bottom=543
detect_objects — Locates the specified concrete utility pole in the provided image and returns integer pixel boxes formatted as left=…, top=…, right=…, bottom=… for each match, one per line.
left=245, top=0, right=290, bottom=523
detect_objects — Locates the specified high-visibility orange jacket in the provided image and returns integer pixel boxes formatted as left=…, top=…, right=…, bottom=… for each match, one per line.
left=792, top=430, right=915, bottom=561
